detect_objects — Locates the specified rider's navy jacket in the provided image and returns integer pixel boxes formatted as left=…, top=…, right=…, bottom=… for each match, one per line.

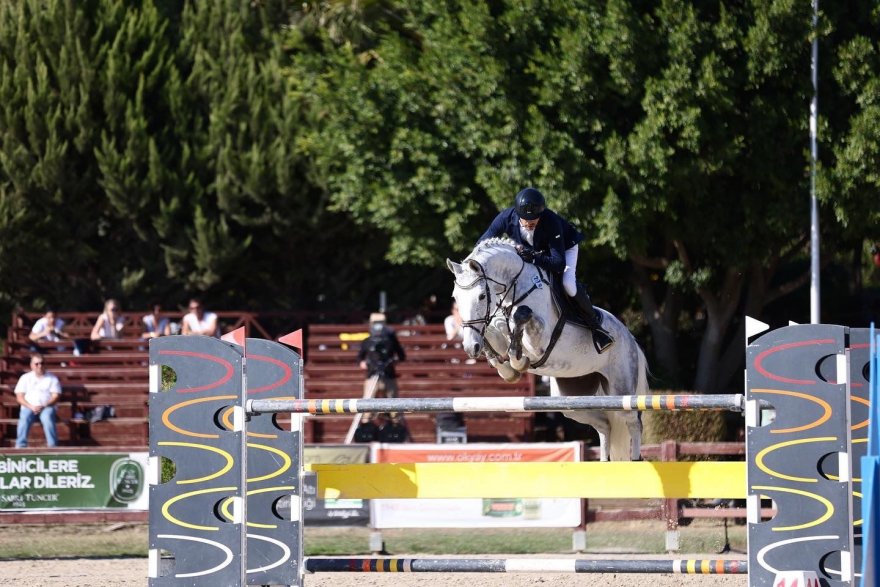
left=478, top=207, right=584, bottom=275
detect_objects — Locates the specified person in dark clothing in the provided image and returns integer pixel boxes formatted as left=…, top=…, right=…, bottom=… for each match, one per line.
left=354, top=313, right=408, bottom=441
left=479, top=187, right=613, bottom=353
left=357, top=313, right=406, bottom=390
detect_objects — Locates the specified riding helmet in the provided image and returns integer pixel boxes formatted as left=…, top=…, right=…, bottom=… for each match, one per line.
left=514, top=187, right=546, bottom=220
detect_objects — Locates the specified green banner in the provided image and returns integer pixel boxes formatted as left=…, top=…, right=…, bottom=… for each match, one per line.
left=0, top=453, right=148, bottom=510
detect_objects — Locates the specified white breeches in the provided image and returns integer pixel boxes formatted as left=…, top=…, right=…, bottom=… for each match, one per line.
left=563, top=245, right=578, bottom=297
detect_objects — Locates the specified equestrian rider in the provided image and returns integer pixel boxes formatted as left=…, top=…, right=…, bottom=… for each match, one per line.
left=478, top=187, right=614, bottom=353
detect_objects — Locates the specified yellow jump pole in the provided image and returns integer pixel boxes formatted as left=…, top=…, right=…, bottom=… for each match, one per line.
left=306, top=461, right=747, bottom=500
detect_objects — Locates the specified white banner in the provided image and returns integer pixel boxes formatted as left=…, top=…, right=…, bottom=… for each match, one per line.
left=370, top=443, right=582, bottom=528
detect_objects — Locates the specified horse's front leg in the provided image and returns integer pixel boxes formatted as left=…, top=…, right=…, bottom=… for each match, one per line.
left=482, top=322, right=522, bottom=382
left=508, top=306, right=532, bottom=372
left=485, top=349, right=521, bottom=383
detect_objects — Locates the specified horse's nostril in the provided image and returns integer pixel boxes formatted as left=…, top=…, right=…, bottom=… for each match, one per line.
left=473, top=343, right=481, bottom=356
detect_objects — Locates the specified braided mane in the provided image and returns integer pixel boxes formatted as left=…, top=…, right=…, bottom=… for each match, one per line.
left=469, top=237, right=517, bottom=260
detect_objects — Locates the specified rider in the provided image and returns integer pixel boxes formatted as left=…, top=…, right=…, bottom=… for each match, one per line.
left=478, top=187, right=613, bottom=353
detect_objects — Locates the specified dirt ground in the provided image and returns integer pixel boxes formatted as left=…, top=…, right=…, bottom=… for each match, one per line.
left=0, top=555, right=748, bottom=586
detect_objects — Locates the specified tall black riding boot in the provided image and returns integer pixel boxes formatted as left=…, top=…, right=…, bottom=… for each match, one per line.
left=571, top=284, right=614, bottom=354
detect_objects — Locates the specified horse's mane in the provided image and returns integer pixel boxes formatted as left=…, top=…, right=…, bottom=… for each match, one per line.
left=469, top=237, right=518, bottom=260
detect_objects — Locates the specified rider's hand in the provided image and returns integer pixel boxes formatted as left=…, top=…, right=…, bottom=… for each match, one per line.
left=517, top=246, right=538, bottom=262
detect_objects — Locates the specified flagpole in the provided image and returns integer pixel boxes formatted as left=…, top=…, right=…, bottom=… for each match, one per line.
left=809, top=0, right=820, bottom=324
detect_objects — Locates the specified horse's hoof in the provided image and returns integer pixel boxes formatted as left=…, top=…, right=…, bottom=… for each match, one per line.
left=500, top=371, right=522, bottom=383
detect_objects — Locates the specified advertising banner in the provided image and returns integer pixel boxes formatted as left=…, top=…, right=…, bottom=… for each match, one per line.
left=303, top=444, right=370, bottom=526
left=0, top=452, right=148, bottom=510
left=370, top=443, right=581, bottom=529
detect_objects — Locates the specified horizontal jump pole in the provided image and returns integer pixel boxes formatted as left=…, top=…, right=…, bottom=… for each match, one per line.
left=304, top=557, right=748, bottom=574
left=304, top=461, right=747, bottom=499
left=248, top=393, right=744, bottom=415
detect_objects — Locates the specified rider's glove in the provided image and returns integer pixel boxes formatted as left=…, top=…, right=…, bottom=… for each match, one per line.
left=517, top=247, right=538, bottom=262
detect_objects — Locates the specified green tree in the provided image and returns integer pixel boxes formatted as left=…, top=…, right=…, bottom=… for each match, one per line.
left=0, top=0, right=164, bottom=309
left=299, top=0, right=880, bottom=391
left=0, top=0, right=402, bottom=319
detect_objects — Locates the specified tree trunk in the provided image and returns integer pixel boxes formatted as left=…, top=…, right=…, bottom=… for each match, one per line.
left=692, top=269, right=744, bottom=392
left=632, top=265, right=682, bottom=386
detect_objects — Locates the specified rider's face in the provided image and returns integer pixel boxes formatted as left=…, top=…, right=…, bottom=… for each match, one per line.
left=519, top=217, right=540, bottom=230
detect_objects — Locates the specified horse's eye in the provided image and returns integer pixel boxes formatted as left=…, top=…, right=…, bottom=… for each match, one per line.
left=478, top=293, right=486, bottom=300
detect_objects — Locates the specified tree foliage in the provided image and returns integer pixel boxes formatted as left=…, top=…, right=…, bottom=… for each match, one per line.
left=0, top=0, right=402, bottom=316
left=300, top=0, right=880, bottom=391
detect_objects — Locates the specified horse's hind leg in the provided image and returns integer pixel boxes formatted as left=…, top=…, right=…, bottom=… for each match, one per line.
left=617, top=412, right=642, bottom=461
left=596, top=427, right=610, bottom=462
left=628, top=413, right=643, bottom=461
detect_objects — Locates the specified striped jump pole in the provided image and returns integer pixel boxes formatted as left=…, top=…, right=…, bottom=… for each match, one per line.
left=304, top=557, right=748, bottom=575
left=248, top=393, right=744, bottom=416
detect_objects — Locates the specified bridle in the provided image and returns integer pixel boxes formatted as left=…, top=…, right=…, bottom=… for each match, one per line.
left=454, top=254, right=551, bottom=357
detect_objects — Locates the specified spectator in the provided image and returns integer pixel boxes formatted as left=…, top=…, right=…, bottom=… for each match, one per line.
left=141, top=302, right=171, bottom=339
left=444, top=301, right=464, bottom=342
left=91, top=298, right=126, bottom=340
left=28, top=308, right=67, bottom=345
left=15, top=353, right=62, bottom=448
left=181, top=298, right=219, bottom=337
left=13, top=305, right=30, bottom=329
left=358, top=313, right=407, bottom=395
left=354, top=313, right=407, bottom=441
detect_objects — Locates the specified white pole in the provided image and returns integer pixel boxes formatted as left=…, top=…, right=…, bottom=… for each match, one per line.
left=810, top=0, right=820, bottom=324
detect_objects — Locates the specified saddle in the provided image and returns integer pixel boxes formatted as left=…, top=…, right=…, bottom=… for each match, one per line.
left=547, top=275, right=596, bottom=330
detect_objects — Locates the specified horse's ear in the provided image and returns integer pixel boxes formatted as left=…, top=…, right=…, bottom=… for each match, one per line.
left=467, top=259, right=482, bottom=273
left=446, top=259, right=462, bottom=274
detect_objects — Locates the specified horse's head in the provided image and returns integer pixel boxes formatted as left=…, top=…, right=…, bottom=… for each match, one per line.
left=446, top=238, right=523, bottom=359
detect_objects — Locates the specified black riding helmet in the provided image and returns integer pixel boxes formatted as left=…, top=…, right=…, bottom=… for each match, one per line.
left=514, top=187, right=546, bottom=220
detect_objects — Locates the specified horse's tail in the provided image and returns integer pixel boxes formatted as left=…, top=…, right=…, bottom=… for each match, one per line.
left=635, top=344, right=650, bottom=395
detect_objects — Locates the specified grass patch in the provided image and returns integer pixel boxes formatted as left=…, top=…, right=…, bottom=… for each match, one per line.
left=0, top=520, right=746, bottom=559
left=0, top=524, right=147, bottom=558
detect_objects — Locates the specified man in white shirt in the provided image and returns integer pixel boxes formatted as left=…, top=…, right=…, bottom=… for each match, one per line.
left=15, top=353, right=62, bottom=447
left=181, top=298, right=219, bottom=337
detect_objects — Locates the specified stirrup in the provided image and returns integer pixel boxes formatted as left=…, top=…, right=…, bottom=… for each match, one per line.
left=592, top=328, right=614, bottom=354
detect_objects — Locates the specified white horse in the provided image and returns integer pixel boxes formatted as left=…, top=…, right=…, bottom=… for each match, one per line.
left=447, top=237, right=649, bottom=461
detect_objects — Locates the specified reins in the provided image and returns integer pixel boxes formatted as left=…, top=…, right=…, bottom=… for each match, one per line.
left=454, top=248, right=564, bottom=367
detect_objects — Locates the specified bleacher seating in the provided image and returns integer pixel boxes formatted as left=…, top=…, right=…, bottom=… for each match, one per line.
left=1, top=313, right=536, bottom=447
left=0, top=311, right=265, bottom=448
left=300, top=323, right=535, bottom=443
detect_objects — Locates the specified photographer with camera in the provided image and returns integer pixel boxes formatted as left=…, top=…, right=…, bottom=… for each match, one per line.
left=29, top=308, right=67, bottom=345
left=354, top=313, right=407, bottom=442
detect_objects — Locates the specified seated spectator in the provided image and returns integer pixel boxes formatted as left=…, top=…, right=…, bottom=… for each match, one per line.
left=28, top=308, right=67, bottom=345
left=141, top=302, right=171, bottom=339
left=444, top=301, right=464, bottom=342
left=13, top=305, right=30, bottom=329
left=91, top=299, right=126, bottom=340
left=15, top=353, right=62, bottom=448
left=182, top=298, right=219, bottom=337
